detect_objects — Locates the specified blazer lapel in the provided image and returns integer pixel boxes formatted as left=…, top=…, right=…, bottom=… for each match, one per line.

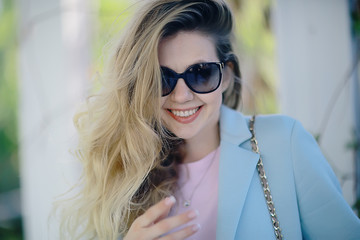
left=216, top=106, right=260, bottom=239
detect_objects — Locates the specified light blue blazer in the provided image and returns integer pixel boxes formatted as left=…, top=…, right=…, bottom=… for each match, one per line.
left=217, top=105, right=360, bottom=240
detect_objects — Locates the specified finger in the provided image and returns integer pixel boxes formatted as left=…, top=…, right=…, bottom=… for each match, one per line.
left=155, top=201, right=174, bottom=224
left=148, top=209, right=199, bottom=239
left=137, top=196, right=176, bottom=227
left=158, top=224, right=201, bottom=240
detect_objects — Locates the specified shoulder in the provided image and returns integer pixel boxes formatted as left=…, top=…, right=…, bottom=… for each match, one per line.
left=255, top=114, right=298, bottom=135
left=221, top=105, right=299, bottom=134
left=252, top=113, right=342, bottom=196
left=220, top=105, right=308, bottom=145
left=247, top=113, right=312, bottom=149
left=254, top=114, right=319, bottom=164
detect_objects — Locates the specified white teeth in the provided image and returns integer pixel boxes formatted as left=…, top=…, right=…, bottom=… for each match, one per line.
left=171, top=107, right=200, bottom=117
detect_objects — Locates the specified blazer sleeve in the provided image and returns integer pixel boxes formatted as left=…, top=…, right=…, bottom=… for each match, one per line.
left=291, top=120, right=360, bottom=239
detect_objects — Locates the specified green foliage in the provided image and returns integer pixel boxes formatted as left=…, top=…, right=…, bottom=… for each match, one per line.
left=0, top=219, right=23, bottom=240
left=232, top=0, right=278, bottom=114
left=0, top=0, right=22, bottom=238
left=354, top=198, right=360, bottom=218
left=344, top=129, right=359, bottom=154
left=93, top=1, right=132, bottom=64
left=351, top=0, right=360, bottom=38
left=0, top=0, right=19, bottom=193
left=91, top=0, right=132, bottom=91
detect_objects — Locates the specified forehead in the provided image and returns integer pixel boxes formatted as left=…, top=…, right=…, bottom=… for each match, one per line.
left=158, top=31, right=218, bottom=71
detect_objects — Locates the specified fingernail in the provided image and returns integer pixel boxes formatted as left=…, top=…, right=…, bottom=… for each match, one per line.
left=188, top=210, right=199, bottom=219
left=164, top=196, right=176, bottom=206
left=192, top=223, right=201, bottom=232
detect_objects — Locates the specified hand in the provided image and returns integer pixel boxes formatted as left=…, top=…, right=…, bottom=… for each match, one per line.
left=124, top=196, right=200, bottom=240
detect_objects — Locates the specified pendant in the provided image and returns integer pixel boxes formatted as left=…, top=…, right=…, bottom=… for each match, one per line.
left=184, top=200, right=191, bottom=207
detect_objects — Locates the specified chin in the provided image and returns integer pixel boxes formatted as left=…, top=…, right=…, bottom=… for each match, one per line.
left=168, top=128, right=198, bottom=140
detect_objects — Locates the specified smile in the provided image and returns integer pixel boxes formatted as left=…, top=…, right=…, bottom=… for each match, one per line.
left=170, top=107, right=200, bottom=117
left=166, top=106, right=202, bottom=124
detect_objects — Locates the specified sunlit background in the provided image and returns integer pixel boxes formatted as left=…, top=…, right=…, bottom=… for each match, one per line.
left=0, top=0, right=359, bottom=239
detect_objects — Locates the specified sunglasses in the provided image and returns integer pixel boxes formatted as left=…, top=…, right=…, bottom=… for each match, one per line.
left=161, top=61, right=225, bottom=96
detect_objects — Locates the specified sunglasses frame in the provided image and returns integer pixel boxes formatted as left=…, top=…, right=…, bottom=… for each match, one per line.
left=161, top=61, right=225, bottom=97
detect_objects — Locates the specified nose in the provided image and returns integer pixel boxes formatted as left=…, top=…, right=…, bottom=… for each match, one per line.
left=170, top=78, right=194, bottom=103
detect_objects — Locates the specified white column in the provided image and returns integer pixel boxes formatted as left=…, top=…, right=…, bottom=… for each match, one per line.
left=18, top=0, right=92, bottom=238
left=273, top=0, right=356, bottom=205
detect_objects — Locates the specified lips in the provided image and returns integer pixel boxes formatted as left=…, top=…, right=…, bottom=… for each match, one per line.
left=166, top=106, right=202, bottom=124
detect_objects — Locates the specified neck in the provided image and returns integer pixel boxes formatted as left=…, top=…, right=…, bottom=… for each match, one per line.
left=181, top=122, right=220, bottom=163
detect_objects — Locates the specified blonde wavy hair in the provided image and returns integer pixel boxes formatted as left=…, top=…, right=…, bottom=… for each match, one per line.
left=57, top=0, right=241, bottom=239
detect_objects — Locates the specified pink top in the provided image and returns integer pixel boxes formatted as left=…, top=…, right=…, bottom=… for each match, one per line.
left=169, top=146, right=220, bottom=240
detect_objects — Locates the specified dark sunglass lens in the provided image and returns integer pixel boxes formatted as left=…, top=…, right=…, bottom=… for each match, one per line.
left=161, top=67, right=176, bottom=96
left=187, top=63, right=220, bottom=93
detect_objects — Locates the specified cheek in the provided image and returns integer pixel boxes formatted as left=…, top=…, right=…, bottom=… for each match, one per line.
left=160, top=97, right=166, bottom=107
left=202, top=90, right=223, bottom=108
left=221, top=81, right=228, bottom=93
left=160, top=97, right=170, bottom=123
left=221, top=68, right=233, bottom=92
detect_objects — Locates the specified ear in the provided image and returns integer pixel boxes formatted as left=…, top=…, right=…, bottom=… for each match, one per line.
left=221, top=61, right=234, bottom=92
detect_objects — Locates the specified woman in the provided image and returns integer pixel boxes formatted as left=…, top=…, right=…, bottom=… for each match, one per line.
left=59, top=0, right=360, bottom=239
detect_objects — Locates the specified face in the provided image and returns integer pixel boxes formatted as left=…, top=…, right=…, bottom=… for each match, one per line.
left=158, top=31, right=230, bottom=142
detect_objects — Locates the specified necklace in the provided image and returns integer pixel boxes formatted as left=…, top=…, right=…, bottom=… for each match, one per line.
left=177, top=147, right=218, bottom=207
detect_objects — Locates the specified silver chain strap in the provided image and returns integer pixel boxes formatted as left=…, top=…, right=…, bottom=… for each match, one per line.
left=249, top=115, right=284, bottom=240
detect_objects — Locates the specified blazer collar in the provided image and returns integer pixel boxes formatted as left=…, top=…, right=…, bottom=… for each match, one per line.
left=219, top=105, right=252, bottom=146
left=217, top=105, right=260, bottom=239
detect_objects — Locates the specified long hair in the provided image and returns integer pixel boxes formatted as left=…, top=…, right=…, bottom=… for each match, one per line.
left=57, top=0, right=241, bottom=239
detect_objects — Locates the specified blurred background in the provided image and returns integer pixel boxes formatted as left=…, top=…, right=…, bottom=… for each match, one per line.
left=0, top=0, right=359, bottom=239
